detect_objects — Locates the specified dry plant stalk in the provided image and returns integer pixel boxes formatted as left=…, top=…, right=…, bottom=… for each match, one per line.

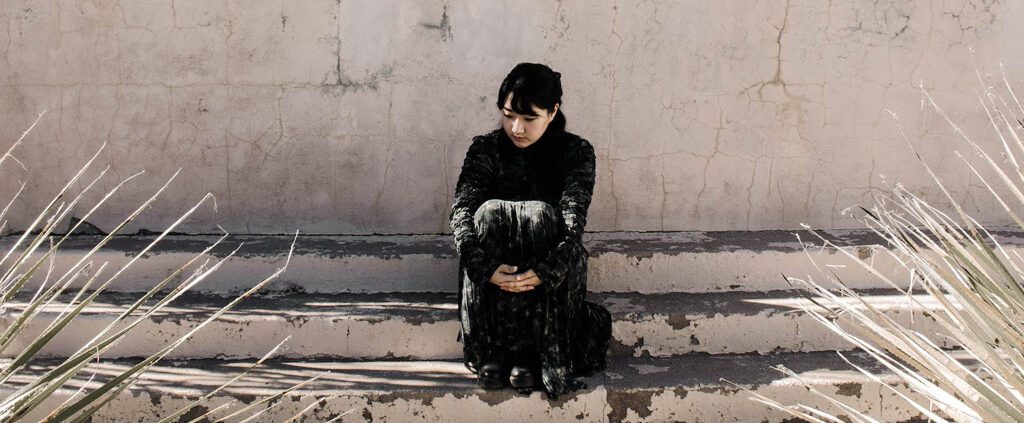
left=0, top=112, right=329, bottom=422
left=725, top=64, right=1024, bottom=422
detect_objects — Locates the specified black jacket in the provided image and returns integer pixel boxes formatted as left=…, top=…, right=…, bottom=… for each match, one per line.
left=449, top=127, right=597, bottom=287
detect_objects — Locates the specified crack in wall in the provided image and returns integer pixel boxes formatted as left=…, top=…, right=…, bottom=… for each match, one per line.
left=544, top=0, right=570, bottom=47
left=374, top=84, right=396, bottom=223
left=741, top=0, right=792, bottom=101
left=327, top=65, right=394, bottom=92
left=419, top=1, right=452, bottom=42
left=941, top=0, right=1001, bottom=46
left=605, top=0, right=624, bottom=228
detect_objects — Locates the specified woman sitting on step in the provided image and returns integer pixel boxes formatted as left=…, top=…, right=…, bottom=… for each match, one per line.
left=449, top=62, right=612, bottom=398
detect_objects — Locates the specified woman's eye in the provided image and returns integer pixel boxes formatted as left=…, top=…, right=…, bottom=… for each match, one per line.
left=525, top=118, right=536, bottom=122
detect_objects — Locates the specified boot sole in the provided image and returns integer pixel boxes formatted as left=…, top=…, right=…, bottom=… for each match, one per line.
left=478, top=376, right=509, bottom=390
left=509, top=375, right=539, bottom=391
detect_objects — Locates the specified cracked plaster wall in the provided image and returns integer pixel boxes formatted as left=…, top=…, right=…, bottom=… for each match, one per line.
left=1, top=0, right=1023, bottom=234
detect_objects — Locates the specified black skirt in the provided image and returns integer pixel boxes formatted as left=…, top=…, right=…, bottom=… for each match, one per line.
left=457, top=199, right=611, bottom=398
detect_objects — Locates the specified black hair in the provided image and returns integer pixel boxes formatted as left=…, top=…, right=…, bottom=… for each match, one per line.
left=496, top=62, right=567, bottom=132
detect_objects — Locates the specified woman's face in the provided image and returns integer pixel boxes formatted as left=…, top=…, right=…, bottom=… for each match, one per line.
left=501, top=94, right=559, bottom=149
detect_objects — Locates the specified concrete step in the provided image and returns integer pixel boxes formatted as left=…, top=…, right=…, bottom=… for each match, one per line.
left=3, top=290, right=952, bottom=360
left=3, top=352, right=933, bottom=422
left=13, top=228, right=1020, bottom=294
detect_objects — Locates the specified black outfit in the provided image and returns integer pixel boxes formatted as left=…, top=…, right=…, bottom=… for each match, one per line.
left=449, top=127, right=611, bottom=398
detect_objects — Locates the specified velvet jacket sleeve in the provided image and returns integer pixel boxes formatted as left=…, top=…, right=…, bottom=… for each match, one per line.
left=533, top=137, right=596, bottom=290
left=449, top=136, right=502, bottom=286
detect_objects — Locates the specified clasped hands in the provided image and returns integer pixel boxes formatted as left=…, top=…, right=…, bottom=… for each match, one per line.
left=489, top=264, right=542, bottom=293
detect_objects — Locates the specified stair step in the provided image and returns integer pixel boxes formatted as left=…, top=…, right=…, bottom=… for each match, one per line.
left=7, top=229, right=998, bottom=293
left=3, top=290, right=951, bottom=360
left=2, top=352, right=933, bottom=422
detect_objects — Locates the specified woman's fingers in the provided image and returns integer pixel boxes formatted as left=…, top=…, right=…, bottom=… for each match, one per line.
left=489, top=264, right=520, bottom=287
left=515, top=270, right=541, bottom=287
left=501, top=270, right=542, bottom=292
left=493, top=276, right=516, bottom=288
left=491, top=267, right=543, bottom=292
left=514, top=269, right=537, bottom=281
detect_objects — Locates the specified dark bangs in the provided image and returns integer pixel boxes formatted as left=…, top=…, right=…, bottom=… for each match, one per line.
left=504, top=80, right=543, bottom=116
left=496, top=62, right=567, bottom=132
left=496, top=63, right=562, bottom=116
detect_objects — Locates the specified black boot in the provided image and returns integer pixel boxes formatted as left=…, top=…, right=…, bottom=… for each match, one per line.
left=509, top=364, right=540, bottom=393
left=478, top=362, right=510, bottom=389
left=510, top=354, right=541, bottom=394
left=478, top=354, right=511, bottom=389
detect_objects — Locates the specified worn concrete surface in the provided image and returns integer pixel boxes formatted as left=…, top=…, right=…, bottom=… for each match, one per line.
left=1, top=1, right=1024, bottom=235
left=2, top=352, right=934, bottom=422
left=0, top=228, right=977, bottom=421
left=9, top=229, right=1024, bottom=293
left=2, top=290, right=952, bottom=360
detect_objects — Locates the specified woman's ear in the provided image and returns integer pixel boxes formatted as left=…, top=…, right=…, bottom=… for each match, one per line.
left=550, top=103, right=560, bottom=119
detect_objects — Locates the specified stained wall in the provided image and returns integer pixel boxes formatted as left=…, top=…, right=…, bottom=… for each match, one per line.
left=1, top=0, right=1022, bottom=234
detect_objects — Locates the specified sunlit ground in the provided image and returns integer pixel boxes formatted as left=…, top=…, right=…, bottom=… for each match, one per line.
left=744, top=293, right=943, bottom=311
left=0, top=294, right=459, bottom=319
left=4, top=360, right=476, bottom=397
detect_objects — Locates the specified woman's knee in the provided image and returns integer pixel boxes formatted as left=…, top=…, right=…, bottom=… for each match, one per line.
left=474, top=199, right=557, bottom=228
left=520, top=201, right=558, bottom=224
left=473, top=200, right=511, bottom=243
left=473, top=199, right=506, bottom=228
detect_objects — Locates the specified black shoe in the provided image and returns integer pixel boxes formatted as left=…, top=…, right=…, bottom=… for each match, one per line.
left=478, top=361, right=510, bottom=389
left=509, top=365, right=540, bottom=393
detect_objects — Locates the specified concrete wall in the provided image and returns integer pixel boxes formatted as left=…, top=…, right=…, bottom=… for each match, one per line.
left=1, top=0, right=1023, bottom=234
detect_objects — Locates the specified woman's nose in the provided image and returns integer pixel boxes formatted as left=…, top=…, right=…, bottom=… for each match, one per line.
left=512, top=119, right=523, bottom=133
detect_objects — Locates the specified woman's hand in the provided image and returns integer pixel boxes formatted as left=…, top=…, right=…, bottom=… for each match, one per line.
left=489, top=265, right=544, bottom=293
left=506, top=269, right=542, bottom=292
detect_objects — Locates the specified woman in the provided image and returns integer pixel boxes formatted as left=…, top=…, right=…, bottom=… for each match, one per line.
left=449, top=62, right=611, bottom=398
